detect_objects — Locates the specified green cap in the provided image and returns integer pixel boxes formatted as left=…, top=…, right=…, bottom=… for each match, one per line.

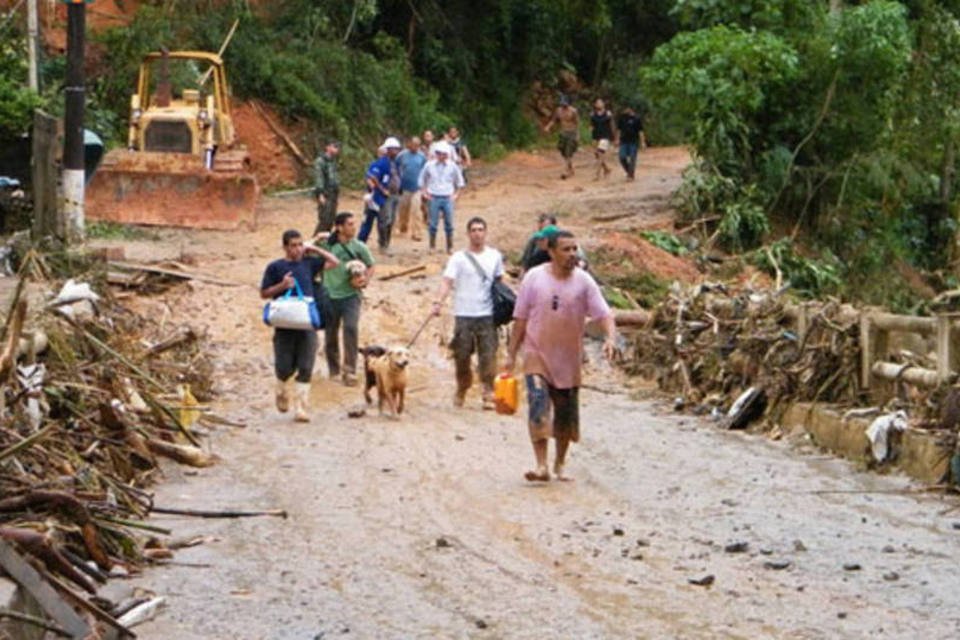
left=534, top=224, right=560, bottom=240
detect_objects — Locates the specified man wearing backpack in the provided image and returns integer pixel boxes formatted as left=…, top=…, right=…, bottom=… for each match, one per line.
left=431, top=216, right=505, bottom=410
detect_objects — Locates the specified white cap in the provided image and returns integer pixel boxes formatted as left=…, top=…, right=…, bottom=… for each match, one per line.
left=433, top=141, right=451, bottom=155
left=382, top=136, right=402, bottom=149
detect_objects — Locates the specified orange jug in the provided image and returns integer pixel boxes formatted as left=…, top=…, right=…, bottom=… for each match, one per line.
left=494, top=373, right=518, bottom=415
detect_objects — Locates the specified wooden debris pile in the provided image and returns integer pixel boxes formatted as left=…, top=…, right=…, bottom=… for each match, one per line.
left=626, top=282, right=862, bottom=427
left=0, top=253, right=224, bottom=636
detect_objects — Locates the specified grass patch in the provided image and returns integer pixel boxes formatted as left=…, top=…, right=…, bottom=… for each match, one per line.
left=86, top=221, right=155, bottom=241
left=601, top=271, right=670, bottom=309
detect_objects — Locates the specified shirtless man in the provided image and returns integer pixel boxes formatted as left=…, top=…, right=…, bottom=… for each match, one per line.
left=543, top=95, right=580, bottom=180
left=505, top=230, right=618, bottom=482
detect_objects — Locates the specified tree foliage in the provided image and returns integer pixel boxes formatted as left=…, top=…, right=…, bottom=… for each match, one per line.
left=0, top=33, right=40, bottom=135
left=641, top=0, right=960, bottom=305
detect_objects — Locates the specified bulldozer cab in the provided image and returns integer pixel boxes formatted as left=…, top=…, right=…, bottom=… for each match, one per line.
left=86, top=50, right=258, bottom=230
left=129, top=51, right=236, bottom=156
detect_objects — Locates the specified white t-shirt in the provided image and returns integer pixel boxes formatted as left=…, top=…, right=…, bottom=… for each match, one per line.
left=443, top=247, right=504, bottom=317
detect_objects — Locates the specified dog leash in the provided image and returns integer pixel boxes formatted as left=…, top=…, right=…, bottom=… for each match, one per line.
left=406, top=313, right=434, bottom=349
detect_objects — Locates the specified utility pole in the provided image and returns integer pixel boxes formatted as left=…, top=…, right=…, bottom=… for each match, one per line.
left=63, top=0, right=89, bottom=241
left=27, top=0, right=39, bottom=92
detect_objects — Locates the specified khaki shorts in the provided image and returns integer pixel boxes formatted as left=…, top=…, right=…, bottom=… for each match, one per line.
left=595, top=138, right=610, bottom=153
left=558, top=131, right=578, bottom=159
left=526, top=374, right=579, bottom=442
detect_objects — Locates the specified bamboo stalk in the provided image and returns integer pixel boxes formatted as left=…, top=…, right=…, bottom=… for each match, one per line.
left=93, top=515, right=171, bottom=536
left=0, top=423, right=57, bottom=463
left=151, top=506, right=288, bottom=519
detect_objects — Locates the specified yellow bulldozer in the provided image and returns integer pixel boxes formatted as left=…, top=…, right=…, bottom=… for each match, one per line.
left=87, top=50, right=259, bottom=230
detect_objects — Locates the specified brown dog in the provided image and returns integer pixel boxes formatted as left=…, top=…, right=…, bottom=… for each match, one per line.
left=362, top=345, right=409, bottom=417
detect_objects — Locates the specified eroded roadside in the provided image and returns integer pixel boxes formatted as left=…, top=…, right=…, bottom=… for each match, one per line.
left=105, top=148, right=959, bottom=639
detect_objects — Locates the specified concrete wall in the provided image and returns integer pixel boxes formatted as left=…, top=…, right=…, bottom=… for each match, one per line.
left=782, top=403, right=952, bottom=484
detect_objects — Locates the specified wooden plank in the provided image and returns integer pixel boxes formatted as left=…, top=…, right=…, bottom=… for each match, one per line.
left=31, top=109, right=62, bottom=240
left=0, top=539, right=90, bottom=639
left=870, top=312, right=937, bottom=334
left=107, top=261, right=243, bottom=287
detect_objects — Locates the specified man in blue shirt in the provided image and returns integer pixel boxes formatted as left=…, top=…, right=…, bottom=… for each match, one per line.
left=359, top=137, right=402, bottom=253
left=260, top=229, right=339, bottom=422
left=396, top=136, right=427, bottom=241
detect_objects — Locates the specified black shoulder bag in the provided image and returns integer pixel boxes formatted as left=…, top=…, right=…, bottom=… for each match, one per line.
left=464, top=251, right=516, bottom=327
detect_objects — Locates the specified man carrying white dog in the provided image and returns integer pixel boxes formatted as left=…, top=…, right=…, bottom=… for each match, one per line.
left=261, top=229, right=339, bottom=422
left=432, top=216, right=504, bottom=410
left=324, top=212, right=376, bottom=387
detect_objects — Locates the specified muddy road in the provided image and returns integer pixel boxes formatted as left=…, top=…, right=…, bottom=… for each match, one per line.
left=103, top=147, right=960, bottom=638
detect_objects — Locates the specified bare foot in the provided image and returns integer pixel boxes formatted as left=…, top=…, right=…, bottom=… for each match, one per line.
left=554, top=466, right=574, bottom=482
left=524, top=468, right=550, bottom=482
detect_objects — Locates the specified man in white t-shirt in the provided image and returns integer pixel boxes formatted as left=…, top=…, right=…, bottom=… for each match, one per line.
left=432, top=216, right=504, bottom=410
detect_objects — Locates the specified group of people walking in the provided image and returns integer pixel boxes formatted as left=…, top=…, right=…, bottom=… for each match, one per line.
left=313, top=127, right=472, bottom=258
left=263, top=96, right=629, bottom=481
left=545, top=96, right=646, bottom=181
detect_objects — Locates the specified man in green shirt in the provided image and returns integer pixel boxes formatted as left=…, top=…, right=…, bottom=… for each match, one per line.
left=324, top=211, right=375, bottom=386
left=313, top=140, right=341, bottom=235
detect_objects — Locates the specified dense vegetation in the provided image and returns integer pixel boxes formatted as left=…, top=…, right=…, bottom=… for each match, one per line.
left=4, top=1, right=960, bottom=308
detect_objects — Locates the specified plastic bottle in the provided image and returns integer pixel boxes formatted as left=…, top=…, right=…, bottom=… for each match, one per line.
left=494, top=373, right=518, bottom=415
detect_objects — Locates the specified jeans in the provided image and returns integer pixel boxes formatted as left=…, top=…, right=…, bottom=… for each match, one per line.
left=358, top=201, right=397, bottom=248
left=619, top=142, right=639, bottom=178
left=273, top=329, right=318, bottom=383
left=428, top=195, right=455, bottom=238
left=358, top=206, right=378, bottom=244
left=323, top=294, right=362, bottom=376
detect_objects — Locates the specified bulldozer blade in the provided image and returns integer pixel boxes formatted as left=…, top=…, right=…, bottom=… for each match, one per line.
left=87, top=151, right=259, bottom=230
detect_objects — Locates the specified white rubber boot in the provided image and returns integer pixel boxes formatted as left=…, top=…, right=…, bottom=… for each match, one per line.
left=294, top=382, right=311, bottom=423
left=275, top=379, right=290, bottom=413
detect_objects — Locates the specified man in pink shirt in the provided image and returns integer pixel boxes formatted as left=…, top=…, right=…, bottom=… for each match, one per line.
left=504, top=230, right=618, bottom=482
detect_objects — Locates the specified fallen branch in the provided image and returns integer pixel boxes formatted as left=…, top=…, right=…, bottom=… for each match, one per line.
left=675, top=215, right=722, bottom=235
left=146, top=439, right=218, bottom=467
left=592, top=211, right=638, bottom=223
left=250, top=100, right=310, bottom=167
left=379, top=264, right=427, bottom=281
left=0, top=607, right=70, bottom=637
left=145, top=328, right=198, bottom=356
left=150, top=506, right=289, bottom=519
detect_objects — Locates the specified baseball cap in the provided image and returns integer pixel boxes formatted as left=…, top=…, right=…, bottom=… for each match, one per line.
left=433, top=141, right=451, bottom=155
left=382, top=136, right=402, bottom=149
left=534, top=224, right=560, bottom=240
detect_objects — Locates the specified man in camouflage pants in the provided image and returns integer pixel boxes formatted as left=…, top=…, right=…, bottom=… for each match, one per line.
left=313, top=140, right=341, bottom=235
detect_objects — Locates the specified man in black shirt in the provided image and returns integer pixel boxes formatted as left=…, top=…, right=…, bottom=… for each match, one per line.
left=589, top=98, right=616, bottom=180
left=261, top=229, right=339, bottom=422
left=616, top=107, right=645, bottom=180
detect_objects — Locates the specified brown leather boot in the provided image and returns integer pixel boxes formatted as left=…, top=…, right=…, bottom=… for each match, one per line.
left=445, top=235, right=453, bottom=255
